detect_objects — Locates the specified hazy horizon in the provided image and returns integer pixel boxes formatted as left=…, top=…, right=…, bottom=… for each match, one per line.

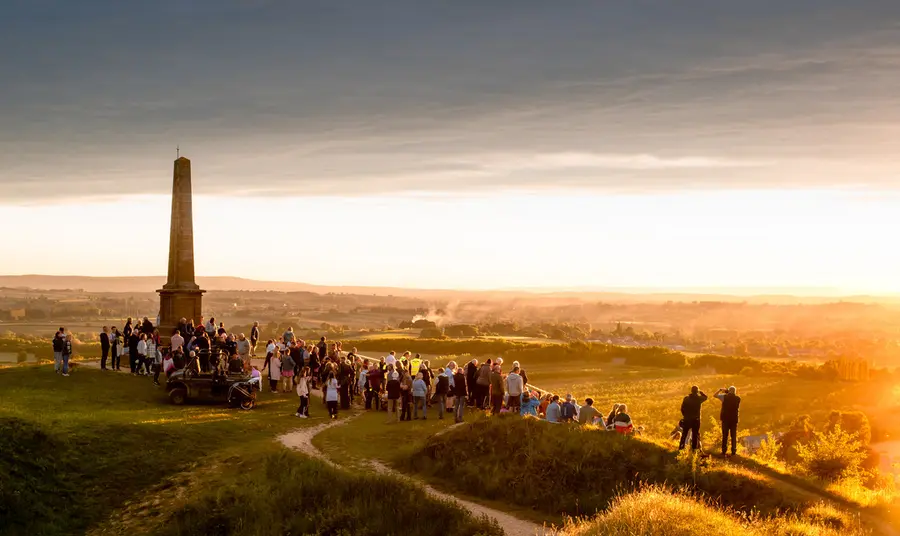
left=3, top=1, right=900, bottom=292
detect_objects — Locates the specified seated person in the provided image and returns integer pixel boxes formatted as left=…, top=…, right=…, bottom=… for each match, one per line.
left=612, top=404, right=634, bottom=434
left=520, top=391, right=540, bottom=416
left=228, top=355, right=244, bottom=374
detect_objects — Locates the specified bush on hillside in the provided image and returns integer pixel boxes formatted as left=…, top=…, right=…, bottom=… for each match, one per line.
left=796, top=424, right=867, bottom=482
left=156, top=451, right=502, bottom=536
left=562, top=487, right=860, bottom=536
left=403, top=416, right=811, bottom=519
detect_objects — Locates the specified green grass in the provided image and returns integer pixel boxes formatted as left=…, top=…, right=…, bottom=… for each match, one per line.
left=401, top=416, right=830, bottom=523
left=120, top=447, right=503, bottom=536
left=0, top=364, right=321, bottom=536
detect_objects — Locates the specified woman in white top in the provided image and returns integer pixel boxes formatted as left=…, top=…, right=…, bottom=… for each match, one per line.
left=324, top=371, right=340, bottom=420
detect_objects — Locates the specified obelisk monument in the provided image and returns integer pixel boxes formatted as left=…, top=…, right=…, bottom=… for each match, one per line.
left=157, top=156, right=204, bottom=344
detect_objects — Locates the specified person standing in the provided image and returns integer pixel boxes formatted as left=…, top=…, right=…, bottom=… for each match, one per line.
left=170, top=328, right=185, bottom=367
left=236, top=333, right=251, bottom=371
left=433, top=368, right=450, bottom=419
left=52, top=328, right=65, bottom=374
left=506, top=366, right=524, bottom=414
left=136, top=334, right=148, bottom=376
left=452, top=365, right=467, bottom=423
left=400, top=369, right=413, bottom=421
left=147, top=335, right=162, bottom=386
left=385, top=367, right=401, bottom=422
left=128, top=328, right=140, bottom=374
left=61, top=332, right=73, bottom=377
left=412, top=372, right=428, bottom=420
left=324, top=372, right=340, bottom=420
left=489, top=364, right=505, bottom=415
left=280, top=351, right=295, bottom=393
left=100, top=326, right=110, bottom=370
left=109, top=326, right=121, bottom=371
left=679, top=386, right=709, bottom=451
left=249, top=322, right=260, bottom=357
left=475, top=359, right=492, bottom=409
left=295, top=367, right=311, bottom=418
left=465, top=358, right=479, bottom=406
left=123, top=318, right=133, bottom=341
left=715, top=386, right=742, bottom=456
left=317, top=337, right=328, bottom=364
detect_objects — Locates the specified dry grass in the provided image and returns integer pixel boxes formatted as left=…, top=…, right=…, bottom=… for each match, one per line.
left=563, top=487, right=868, bottom=536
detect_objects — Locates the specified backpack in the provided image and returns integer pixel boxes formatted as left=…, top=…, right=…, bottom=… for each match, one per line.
left=561, top=402, right=577, bottom=421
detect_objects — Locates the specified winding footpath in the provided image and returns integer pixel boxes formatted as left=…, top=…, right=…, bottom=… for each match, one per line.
left=277, top=414, right=554, bottom=536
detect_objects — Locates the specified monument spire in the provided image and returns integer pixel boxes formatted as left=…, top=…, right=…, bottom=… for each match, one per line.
left=158, top=156, right=204, bottom=343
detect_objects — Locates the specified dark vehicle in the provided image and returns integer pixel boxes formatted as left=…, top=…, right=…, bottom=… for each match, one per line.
left=166, top=352, right=259, bottom=410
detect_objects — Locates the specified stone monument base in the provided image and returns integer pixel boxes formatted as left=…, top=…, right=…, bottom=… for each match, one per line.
left=157, top=288, right=204, bottom=345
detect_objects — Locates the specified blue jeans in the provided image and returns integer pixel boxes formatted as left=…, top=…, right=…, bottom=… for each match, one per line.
left=62, top=353, right=69, bottom=375
left=54, top=351, right=61, bottom=372
left=414, top=396, right=426, bottom=419
left=454, top=395, right=465, bottom=423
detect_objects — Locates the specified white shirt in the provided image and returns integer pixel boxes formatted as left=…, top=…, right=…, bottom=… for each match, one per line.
left=385, top=355, right=396, bottom=367
left=266, top=342, right=276, bottom=355
left=137, top=340, right=147, bottom=356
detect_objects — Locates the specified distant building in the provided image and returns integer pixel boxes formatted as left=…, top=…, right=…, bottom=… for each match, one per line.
left=9, top=308, right=25, bottom=320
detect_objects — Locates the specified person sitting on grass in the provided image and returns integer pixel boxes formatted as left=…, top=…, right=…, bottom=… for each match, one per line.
left=560, top=394, right=577, bottom=423
left=520, top=391, right=540, bottom=417
left=612, top=403, right=634, bottom=434
left=577, top=398, right=601, bottom=425
left=538, top=393, right=552, bottom=417
left=606, top=404, right=622, bottom=428
left=545, top=395, right=562, bottom=423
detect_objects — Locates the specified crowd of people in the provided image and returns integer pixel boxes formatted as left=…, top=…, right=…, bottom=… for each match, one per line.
left=55, top=317, right=744, bottom=456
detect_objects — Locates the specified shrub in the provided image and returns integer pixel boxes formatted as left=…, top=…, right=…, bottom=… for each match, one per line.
left=796, top=424, right=867, bottom=481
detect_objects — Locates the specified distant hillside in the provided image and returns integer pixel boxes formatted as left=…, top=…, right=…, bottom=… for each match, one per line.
left=0, top=274, right=897, bottom=305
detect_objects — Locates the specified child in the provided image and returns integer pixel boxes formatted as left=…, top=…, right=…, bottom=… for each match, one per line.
left=162, top=352, right=176, bottom=379
left=295, top=366, right=310, bottom=418
left=269, top=350, right=282, bottom=394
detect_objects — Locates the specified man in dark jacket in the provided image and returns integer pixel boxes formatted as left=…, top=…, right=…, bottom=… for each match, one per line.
left=434, top=371, right=450, bottom=420
left=679, top=386, right=708, bottom=451
left=715, top=386, right=742, bottom=456
left=452, top=367, right=468, bottom=423
left=100, top=327, right=110, bottom=370
left=465, top=359, right=479, bottom=407
left=128, top=329, right=141, bottom=374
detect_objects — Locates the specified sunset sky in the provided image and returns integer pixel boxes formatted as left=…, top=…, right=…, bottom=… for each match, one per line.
left=2, top=1, right=899, bottom=293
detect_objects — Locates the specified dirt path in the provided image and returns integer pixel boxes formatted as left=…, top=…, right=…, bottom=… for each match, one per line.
left=277, top=415, right=553, bottom=536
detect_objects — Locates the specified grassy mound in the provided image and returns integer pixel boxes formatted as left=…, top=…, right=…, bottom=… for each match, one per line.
left=0, top=417, right=75, bottom=535
left=562, top=487, right=862, bottom=536
left=150, top=451, right=502, bottom=536
left=403, top=416, right=814, bottom=519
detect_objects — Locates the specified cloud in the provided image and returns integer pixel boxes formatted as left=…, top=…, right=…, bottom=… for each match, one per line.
left=2, top=1, right=900, bottom=203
